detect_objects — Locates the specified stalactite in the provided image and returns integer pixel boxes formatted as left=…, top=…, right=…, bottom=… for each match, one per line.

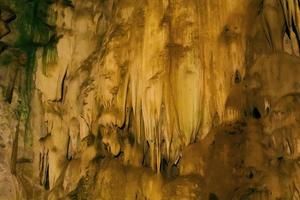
left=10, top=113, right=19, bottom=175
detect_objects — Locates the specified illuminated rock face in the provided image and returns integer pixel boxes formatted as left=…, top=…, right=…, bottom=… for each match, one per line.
left=1, top=0, right=300, bottom=199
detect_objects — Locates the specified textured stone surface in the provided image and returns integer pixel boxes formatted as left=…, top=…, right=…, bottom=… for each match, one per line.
left=0, top=0, right=300, bottom=199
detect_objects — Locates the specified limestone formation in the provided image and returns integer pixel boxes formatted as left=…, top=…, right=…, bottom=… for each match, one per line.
left=0, top=0, right=300, bottom=199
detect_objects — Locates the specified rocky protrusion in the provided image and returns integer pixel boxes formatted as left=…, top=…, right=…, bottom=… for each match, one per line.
left=0, top=6, right=15, bottom=49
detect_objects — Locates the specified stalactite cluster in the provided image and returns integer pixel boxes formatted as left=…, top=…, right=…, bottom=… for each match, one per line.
left=1, top=0, right=300, bottom=199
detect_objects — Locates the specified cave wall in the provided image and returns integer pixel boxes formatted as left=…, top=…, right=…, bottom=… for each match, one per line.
left=1, top=0, right=300, bottom=199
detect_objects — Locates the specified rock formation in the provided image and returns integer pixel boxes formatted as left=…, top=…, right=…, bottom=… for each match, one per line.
left=0, top=0, right=300, bottom=199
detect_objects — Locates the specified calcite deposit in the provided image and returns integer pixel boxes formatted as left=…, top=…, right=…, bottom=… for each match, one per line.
left=0, top=0, right=300, bottom=199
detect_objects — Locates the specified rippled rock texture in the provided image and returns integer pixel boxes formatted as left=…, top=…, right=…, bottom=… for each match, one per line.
left=0, top=0, right=300, bottom=199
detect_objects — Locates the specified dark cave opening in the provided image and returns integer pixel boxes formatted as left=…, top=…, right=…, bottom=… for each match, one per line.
left=252, top=107, right=261, bottom=119
left=209, top=193, right=219, bottom=200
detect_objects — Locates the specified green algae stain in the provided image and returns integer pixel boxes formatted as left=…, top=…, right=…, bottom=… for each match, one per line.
left=9, top=0, right=57, bottom=78
left=0, top=53, right=13, bottom=66
left=2, top=0, right=58, bottom=146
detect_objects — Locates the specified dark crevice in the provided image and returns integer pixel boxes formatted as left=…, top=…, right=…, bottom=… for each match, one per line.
left=234, top=70, right=241, bottom=84
left=44, top=165, right=50, bottom=190
left=209, top=193, right=219, bottom=200
left=252, top=107, right=261, bottom=119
